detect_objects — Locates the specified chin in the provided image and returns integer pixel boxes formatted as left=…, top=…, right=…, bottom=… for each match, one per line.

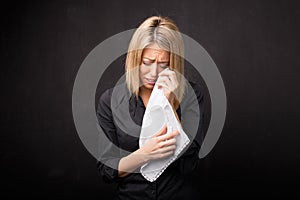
left=142, top=84, right=154, bottom=90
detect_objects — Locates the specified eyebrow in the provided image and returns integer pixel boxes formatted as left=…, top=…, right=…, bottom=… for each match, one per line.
left=143, top=57, right=169, bottom=63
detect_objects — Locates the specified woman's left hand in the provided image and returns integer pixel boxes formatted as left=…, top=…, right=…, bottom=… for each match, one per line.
left=156, top=68, right=179, bottom=106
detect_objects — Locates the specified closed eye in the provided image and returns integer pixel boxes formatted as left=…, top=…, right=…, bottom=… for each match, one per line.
left=159, top=63, right=169, bottom=69
left=143, top=61, right=152, bottom=66
left=160, top=65, right=169, bottom=69
left=142, top=60, right=169, bottom=68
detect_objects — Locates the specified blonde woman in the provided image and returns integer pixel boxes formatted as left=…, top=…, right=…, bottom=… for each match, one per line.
left=97, top=16, right=205, bottom=199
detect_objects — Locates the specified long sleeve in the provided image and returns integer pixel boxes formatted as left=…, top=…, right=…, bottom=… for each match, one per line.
left=174, top=82, right=205, bottom=175
left=96, top=89, right=122, bottom=183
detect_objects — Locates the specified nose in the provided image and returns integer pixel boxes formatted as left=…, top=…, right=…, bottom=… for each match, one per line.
left=149, top=63, right=159, bottom=77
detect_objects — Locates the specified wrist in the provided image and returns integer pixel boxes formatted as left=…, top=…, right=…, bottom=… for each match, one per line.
left=135, top=147, right=151, bottom=164
left=168, top=94, right=175, bottom=105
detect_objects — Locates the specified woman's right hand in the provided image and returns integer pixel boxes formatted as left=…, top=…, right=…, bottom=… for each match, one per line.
left=118, top=125, right=179, bottom=177
left=140, top=125, right=179, bottom=162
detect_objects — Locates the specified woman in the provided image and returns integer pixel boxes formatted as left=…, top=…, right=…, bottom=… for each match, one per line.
left=97, top=16, right=205, bottom=200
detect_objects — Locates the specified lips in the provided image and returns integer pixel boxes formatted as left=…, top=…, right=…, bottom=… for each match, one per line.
left=145, top=78, right=157, bottom=85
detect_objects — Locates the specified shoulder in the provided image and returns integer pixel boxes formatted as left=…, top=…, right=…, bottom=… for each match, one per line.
left=97, top=83, right=129, bottom=110
left=97, top=87, right=114, bottom=113
left=98, top=87, right=114, bottom=105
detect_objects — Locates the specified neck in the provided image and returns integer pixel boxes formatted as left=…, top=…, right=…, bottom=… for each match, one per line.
left=139, top=86, right=152, bottom=98
left=139, top=86, right=153, bottom=108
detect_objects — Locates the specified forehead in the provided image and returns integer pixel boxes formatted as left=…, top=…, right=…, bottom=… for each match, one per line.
left=142, top=44, right=169, bottom=61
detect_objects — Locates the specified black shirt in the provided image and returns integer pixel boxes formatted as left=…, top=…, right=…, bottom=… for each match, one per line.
left=96, top=82, right=205, bottom=200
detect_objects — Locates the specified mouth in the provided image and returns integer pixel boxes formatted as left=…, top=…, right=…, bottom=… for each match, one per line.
left=145, top=78, right=157, bottom=85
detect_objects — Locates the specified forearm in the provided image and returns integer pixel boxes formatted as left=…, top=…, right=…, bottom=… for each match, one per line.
left=118, top=126, right=178, bottom=177
left=118, top=148, right=149, bottom=177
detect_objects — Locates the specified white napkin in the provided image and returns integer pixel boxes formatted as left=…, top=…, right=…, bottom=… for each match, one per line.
left=139, top=75, right=190, bottom=182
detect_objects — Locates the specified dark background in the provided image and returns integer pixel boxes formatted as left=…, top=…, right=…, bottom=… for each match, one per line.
left=1, top=0, right=299, bottom=198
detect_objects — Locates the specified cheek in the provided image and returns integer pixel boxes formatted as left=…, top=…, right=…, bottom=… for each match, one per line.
left=139, top=66, right=148, bottom=76
left=139, top=67, right=146, bottom=81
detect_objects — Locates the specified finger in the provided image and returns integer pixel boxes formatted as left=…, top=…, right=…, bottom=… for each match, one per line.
left=166, top=73, right=179, bottom=91
left=160, top=150, right=175, bottom=158
left=157, top=77, right=173, bottom=91
left=156, top=82, right=168, bottom=90
left=159, top=71, right=177, bottom=82
left=158, top=69, right=175, bottom=76
left=158, top=76, right=177, bottom=92
left=152, top=148, right=175, bottom=158
left=160, top=145, right=176, bottom=153
left=154, top=125, right=167, bottom=137
left=158, top=130, right=179, bottom=141
left=167, top=74, right=178, bottom=88
left=160, top=138, right=176, bottom=147
left=161, top=76, right=172, bottom=85
left=158, top=76, right=170, bottom=82
left=157, top=76, right=170, bottom=85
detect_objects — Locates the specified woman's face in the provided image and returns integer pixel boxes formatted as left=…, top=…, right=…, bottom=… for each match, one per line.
left=139, top=43, right=170, bottom=91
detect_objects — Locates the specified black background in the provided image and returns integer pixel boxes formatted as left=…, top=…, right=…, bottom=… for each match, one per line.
left=1, top=0, right=299, bottom=199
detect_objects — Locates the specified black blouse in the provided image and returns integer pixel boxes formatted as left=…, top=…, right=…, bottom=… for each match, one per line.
left=96, top=81, right=205, bottom=200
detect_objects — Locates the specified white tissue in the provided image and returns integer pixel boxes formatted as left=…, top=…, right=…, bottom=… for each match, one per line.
left=139, top=77, right=190, bottom=182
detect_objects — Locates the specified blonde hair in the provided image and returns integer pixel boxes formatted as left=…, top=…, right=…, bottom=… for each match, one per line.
left=125, top=16, right=186, bottom=108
